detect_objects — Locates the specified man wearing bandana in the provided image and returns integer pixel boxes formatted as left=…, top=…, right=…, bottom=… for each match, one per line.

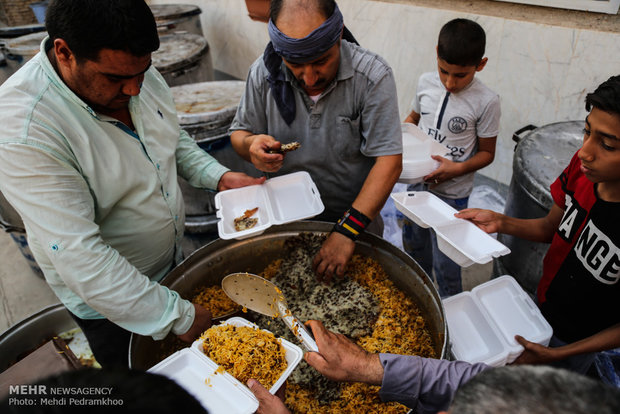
left=230, top=0, right=403, bottom=280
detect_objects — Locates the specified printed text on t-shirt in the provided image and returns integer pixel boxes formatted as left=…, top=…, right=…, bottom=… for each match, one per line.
left=575, top=220, right=620, bottom=285
left=426, top=127, right=466, bottom=159
left=557, top=193, right=620, bottom=285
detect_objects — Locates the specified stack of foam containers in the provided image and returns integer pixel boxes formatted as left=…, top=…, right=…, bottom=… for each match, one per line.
left=443, top=276, right=553, bottom=366
left=398, top=123, right=448, bottom=184
left=148, top=317, right=303, bottom=414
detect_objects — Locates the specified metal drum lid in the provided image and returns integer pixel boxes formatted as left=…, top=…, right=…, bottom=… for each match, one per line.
left=5, top=31, right=47, bottom=56
left=150, top=4, right=202, bottom=22
left=171, top=80, right=246, bottom=125
left=152, top=33, right=208, bottom=72
left=182, top=123, right=231, bottom=145
left=0, top=24, right=45, bottom=39
left=513, top=121, right=583, bottom=210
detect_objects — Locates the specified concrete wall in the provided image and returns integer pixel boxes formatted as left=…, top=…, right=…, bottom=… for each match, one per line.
left=148, top=0, right=620, bottom=185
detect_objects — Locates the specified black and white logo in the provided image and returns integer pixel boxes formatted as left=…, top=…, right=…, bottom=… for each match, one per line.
left=574, top=220, right=620, bottom=285
left=557, top=194, right=587, bottom=242
left=448, top=117, right=467, bottom=134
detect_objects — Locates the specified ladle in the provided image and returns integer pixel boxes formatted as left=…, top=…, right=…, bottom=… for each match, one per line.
left=221, top=272, right=318, bottom=352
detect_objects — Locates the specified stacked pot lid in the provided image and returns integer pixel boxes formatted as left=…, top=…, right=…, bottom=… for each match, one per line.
left=170, top=80, right=246, bottom=144
left=152, top=33, right=208, bottom=71
left=149, top=4, right=203, bottom=36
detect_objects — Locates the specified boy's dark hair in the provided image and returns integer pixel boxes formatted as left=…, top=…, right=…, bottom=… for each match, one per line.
left=437, top=18, right=486, bottom=66
left=45, top=0, right=159, bottom=62
left=270, top=0, right=336, bottom=22
left=585, top=75, right=620, bottom=116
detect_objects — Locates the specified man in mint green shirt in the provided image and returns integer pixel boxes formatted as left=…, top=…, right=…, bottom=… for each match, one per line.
left=0, top=0, right=264, bottom=367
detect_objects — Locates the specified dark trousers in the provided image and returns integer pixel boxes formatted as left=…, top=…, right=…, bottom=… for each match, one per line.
left=69, top=312, right=132, bottom=368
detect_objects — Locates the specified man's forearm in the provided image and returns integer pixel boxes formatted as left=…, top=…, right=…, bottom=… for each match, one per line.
left=351, top=154, right=402, bottom=219
left=230, top=130, right=254, bottom=162
left=176, top=129, right=229, bottom=190
left=379, top=354, right=490, bottom=412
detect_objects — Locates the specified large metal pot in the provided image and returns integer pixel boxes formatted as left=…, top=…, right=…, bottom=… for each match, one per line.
left=152, top=33, right=214, bottom=88
left=0, top=304, right=75, bottom=371
left=129, top=221, right=448, bottom=369
left=495, top=121, right=583, bottom=295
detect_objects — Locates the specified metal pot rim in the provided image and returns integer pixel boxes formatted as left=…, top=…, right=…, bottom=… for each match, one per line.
left=129, top=221, right=448, bottom=368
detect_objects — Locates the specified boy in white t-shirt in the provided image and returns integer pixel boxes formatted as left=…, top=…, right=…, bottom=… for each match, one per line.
left=401, top=18, right=501, bottom=297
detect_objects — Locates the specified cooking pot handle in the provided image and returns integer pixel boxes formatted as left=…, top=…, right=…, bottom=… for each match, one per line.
left=512, top=125, right=537, bottom=145
left=512, top=124, right=537, bottom=151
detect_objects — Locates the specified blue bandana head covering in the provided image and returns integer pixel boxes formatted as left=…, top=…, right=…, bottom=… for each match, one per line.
left=263, top=3, right=348, bottom=125
left=268, top=3, right=344, bottom=63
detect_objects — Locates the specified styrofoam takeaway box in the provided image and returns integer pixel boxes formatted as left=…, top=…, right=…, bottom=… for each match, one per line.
left=398, top=123, right=449, bottom=184
left=215, top=171, right=324, bottom=240
left=391, top=191, right=510, bottom=266
left=442, top=276, right=553, bottom=367
left=148, top=317, right=303, bottom=414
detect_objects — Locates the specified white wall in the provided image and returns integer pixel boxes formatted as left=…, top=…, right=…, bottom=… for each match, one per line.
left=149, top=0, right=620, bottom=185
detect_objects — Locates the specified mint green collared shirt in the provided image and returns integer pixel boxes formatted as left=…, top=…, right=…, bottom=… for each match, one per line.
left=0, top=38, right=229, bottom=340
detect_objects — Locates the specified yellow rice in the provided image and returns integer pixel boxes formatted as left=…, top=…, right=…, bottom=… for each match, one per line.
left=200, top=324, right=288, bottom=389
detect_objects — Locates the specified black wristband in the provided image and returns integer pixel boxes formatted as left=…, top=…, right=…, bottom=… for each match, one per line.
left=347, top=207, right=371, bottom=228
left=332, top=207, right=372, bottom=241
left=332, top=222, right=357, bottom=240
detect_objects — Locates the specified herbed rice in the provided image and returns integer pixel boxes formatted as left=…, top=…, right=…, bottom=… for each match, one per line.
left=192, top=284, right=240, bottom=318
left=254, top=233, right=436, bottom=413
left=200, top=324, right=287, bottom=389
left=154, top=233, right=436, bottom=413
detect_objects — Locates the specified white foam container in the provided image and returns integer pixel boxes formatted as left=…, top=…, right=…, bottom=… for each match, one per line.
left=398, top=123, right=449, bottom=184
left=443, top=275, right=553, bottom=367
left=391, top=191, right=510, bottom=266
left=215, top=171, right=324, bottom=240
left=148, top=317, right=303, bottom=414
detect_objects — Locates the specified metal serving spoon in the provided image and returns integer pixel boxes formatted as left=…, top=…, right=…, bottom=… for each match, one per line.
left=221, top=272, right=318, bottom=353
